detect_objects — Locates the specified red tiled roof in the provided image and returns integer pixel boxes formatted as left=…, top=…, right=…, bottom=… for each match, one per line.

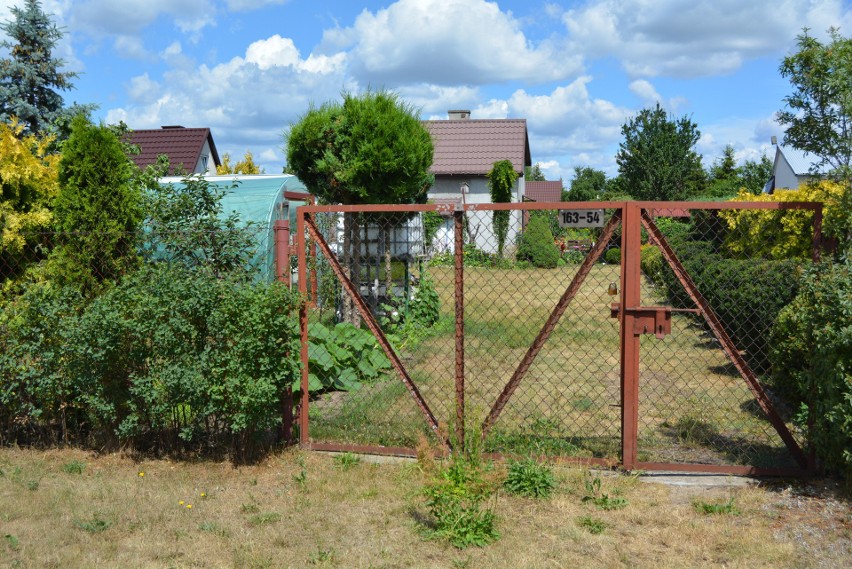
left=524, top=180, right=563, bottom=202
left=423, top=119, right=531, bottom=176
left=125, top=127, right=220, bottom=175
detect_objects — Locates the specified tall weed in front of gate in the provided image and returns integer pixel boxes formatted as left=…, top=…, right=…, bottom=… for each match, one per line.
left=419, top=428, right=502, bottom=548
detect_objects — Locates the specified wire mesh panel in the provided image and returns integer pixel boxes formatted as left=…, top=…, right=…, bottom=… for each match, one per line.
left=635, top=204, right=817, bottom=471
left=302, top=210, right=452, bottom=450
left=297, top=201, right=817, bottom=473
left=459, top=206, right=623, bottom=461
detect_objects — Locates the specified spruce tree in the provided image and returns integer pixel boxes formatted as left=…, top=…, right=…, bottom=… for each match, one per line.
left=0, top=0, right=78, bottom=135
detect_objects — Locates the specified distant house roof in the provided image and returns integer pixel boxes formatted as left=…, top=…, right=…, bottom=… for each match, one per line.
left=524, top=180, right=562, bottom=202
left=423, top=118, right=531, bottom=176
left=776, top=145, right=825, bottom=176
left=125, top=126, right=221, bottom=175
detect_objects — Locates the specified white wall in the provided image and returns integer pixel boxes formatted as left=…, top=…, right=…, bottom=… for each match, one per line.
left=428, top=175, right=522, bottom=254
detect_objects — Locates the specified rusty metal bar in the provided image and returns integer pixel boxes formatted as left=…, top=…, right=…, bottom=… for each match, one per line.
left=454, top=210, right=465, bottom=450
left=303, top=216, right=450, bottom=451
left=296, top=200, right=820, bottom=215
left=297, top=209, right=310, bottom=446
left=274, top=219, right=290, bottom=286
left=620, top=203, right=641, bottom=470
left=481, top=211, right=623, bottom=437
left=640, top=210, right=808, bottom=469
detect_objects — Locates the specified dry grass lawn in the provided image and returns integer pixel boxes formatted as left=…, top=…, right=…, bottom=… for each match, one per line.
left=1, top=447, right=849, bottom=568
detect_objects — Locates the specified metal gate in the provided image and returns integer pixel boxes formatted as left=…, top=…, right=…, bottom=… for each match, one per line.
left=295, top=200, right=821, bottom=475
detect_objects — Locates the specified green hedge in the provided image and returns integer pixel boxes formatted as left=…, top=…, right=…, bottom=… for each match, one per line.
left=0, top=265, right=302, bottom=451
left=641, top=236, right=800, bottom=373
left=770, top=262, right=852, bottom=478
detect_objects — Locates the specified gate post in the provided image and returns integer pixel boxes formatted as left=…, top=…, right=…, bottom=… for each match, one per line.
left=454, top=209, right=465, bottom=452
left=619, top=203, right=641, bottom=469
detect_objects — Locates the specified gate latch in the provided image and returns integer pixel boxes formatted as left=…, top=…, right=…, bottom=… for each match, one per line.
left=610, top=304, right=671, bottom=339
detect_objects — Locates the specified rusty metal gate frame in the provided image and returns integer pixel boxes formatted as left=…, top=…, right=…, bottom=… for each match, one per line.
left=295, top=200, right=822, bottom=475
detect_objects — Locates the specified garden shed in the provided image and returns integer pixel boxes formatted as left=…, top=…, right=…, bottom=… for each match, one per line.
left=158, top=174, right=311, bottom=281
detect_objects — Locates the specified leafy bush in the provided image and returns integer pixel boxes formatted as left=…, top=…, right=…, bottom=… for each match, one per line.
left=517, top=214, right=559, bottom=268
left=503, top=458, right=556, bottom=498
left=307, top=322, right=392, bottom=392
left=604, top=247, right=621, bottom=265
left=409, top=268, right=440, bottom=327
left=720, top=182, right=846, bottom=260
left=770, top=262, right=851, bottom=478
left=423, top=455, right=500, bottom=548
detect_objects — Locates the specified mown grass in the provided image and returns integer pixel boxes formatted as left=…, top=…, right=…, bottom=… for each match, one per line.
left=309, top=262, right=799, bottom=468
left=1, top=447, right=847, bottom=568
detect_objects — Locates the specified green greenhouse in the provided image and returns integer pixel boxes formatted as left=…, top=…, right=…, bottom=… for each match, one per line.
left=157, top=174, right=311, bottom=281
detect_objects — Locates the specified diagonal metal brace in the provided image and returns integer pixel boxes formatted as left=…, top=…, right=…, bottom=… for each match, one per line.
left=304, top=216, right=450, bottom=451
left=640, top=210, right=807, bottom=469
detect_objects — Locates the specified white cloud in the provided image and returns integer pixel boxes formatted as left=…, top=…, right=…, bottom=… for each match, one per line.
left=225, top=0, right=288, bottom=11
left=344, top=0, right=581, bottom=86
left=71, top=0, right=216, bottom=38
left=628, top=79, right=661, bottom=106
left=563, top=0, right=852, bottom=77
left=105, top=35, right=354, bottom=173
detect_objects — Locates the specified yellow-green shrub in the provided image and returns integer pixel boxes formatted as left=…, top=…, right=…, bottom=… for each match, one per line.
left=719, top=182, right=844, bottom=259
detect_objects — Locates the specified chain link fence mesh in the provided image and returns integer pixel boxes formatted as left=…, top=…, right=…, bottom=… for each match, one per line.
left=302, top=202, right=816, bottom=471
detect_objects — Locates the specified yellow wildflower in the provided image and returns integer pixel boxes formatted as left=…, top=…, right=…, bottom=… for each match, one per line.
left=186, top=504, right=193, bottom=509
left=179, top=500, right=184, bottom=505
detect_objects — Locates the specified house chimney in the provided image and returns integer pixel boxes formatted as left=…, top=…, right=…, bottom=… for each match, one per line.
left=771, top=135, right=777, bottom=145
left=448, top=110, right=470, bottom=120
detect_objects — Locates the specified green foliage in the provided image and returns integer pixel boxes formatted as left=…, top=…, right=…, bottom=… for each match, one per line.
left=693, top=497, right=740, bottom=515
left=581, top=474, right=628, bottom=511
left=604, top=247, right=621, bottom=265
left=525, top=163, right=546, bottom=181
left=0, top=0, right=87, bottom=136
left=0, top=120, right=59, bottom=283
left=577, top=515, right=606, bottom=534
left=423, top=455, right=500, bottom=548
left=286, top=89, right=433, bottom=206
left=488, top=160, right=518, bottom=256
left=409, top=268, right=440, bottom=328
left=778, top=28, right=852, bottom=253
left=566, top=167, right=606, bottom=201
left=307, top=322, right=392, bottom=392
left=739, top=154, right=773, bottom=196
left=517, top=214, right=559, bottom=268
left=74, top=265, right=302, bottom=443
left=74, top=514, right=112, bottom=534
left=778, top=29, right=852, bottom=177
left=333, top=452, right=361, bottom=470
left=704, top=145, right=742, bottom=198
left=143, top=175, right=257, bottom=277
left=770, top=261, right=851, bottom=477
left=503, top=458, right=556, bottom=499
left=62, top=460, right=85, bottom=474
left=616, top=103, right=706, bottom=200
left=49, top=115, right=143, bottom=295
left=422, top=210, right=443, bottom=249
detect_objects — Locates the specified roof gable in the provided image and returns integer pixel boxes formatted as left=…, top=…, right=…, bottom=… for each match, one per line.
left=126, top=127, right=221, bottom=175
left=423, top=119, right=531, bottom=176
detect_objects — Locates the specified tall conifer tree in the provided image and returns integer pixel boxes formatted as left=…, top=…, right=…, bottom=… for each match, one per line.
left=0, top=0, right=78, bottom=135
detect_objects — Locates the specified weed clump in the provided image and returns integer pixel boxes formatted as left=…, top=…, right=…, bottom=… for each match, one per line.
left=503, top=458, right=556, bottom=499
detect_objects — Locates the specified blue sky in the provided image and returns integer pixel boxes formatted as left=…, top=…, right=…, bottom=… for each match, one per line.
left=3, top=0, right=851, bottom=180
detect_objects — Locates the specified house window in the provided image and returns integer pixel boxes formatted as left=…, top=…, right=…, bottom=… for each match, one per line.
left=201, top=155, right=208, bottom=171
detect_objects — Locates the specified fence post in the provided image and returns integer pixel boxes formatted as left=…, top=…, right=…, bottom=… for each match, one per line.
left=297, top=209, right=310, bottom=447
left=619, top=203, right=641, bottom=470
left=454, top=209, right=465, bottom=452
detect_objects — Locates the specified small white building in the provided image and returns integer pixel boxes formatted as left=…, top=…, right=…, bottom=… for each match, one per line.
left=423, top=111, right=532, bottom=254
left=764, top=144, right=826, bottom=193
